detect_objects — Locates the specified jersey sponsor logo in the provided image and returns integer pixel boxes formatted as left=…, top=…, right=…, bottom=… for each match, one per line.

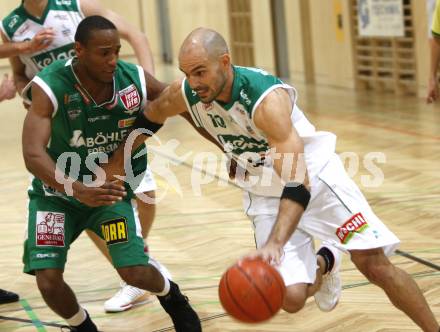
left=218, top=134, right=269, bottom=154
left=54, top=14, right=69, bottom=21
left=85, top=130, right=128, bottom=147
left=55, top=0, right=72, bottom=5
left=69, top=130, right=85, bottom=148
left=36, top=211, right=65, bottom=247
left=8, top=15, right=20, bottom=29
left=64, top=93, right=81, bottom=105
left=31, top=44, right=75, bottom=70
left=239, top=89, right=252, bottom=106
left=336, top=213, right=369, bottom=244
left=61, top=24, right=72, bottom=37
left=101, top=218, right=128, bottom=245
left=88, top=115, right=111, bottom=123
left=67, top=108, right=81, bottom=120
left=85, top=130, right=129, bottom=154
left=17, top=23, right=30, bottom=36
left=235, top=105, right=247, bottom=116
left=245, top=125, right=255, bottom=135
left=42, top=183, right=67, bottom=198
left=118, top=117, right=136, bottom=128
left=35, top=252, right=60, bottom=259
left=69, top=129, right=129, bottom=152
left=119, top=84, right=140, bottom=114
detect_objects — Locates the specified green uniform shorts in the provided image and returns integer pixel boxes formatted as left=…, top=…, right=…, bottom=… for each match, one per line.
left=23, top=192, right=148, bottom=274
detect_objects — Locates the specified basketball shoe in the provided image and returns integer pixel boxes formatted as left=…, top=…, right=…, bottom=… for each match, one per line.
left=314, top=242, right=342, bottom=312
left=0, top=289, right=19, bottom=304
left=158, top=281, right=201, bottom=332
left=104, top=257, right=172, bottom=312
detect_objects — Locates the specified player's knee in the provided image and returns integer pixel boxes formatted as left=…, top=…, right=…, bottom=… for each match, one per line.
left=282, top=285, right=307, bottom=313
left=118, top=265, right=152, bottom=289
left=35, top=269, right=63, bottom=296
left=351, top=249, right=395, bottom=286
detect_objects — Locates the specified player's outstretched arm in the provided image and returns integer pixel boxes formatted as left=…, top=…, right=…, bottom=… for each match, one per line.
left=105, top=79, right=188, bottom=180
left=0, top=73, right=16, bottom=102
left=247, top=88, right=310, bottom=264
left=0, top=30, right=54, bottom=97
left=143, top=70, right=167, bottom=101
left=81, top=0, right=155, bottom=74
left=22, top=83, right=126, bottom=206
left=427, top=37, right=440, bottom=103
left=0, top=29, right=54, bottom=59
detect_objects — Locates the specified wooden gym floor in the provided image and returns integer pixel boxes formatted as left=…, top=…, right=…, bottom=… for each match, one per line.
left=0, top=79, right=439, bottom=331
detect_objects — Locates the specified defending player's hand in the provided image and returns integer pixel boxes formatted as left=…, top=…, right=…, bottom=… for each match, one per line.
left=242, top=242, right=284, bottom=266
left=0, top=74, right=16, bottom=102
left=27, top=28, right=55, bottom=53
left=72, top=180, right=127, bottom=207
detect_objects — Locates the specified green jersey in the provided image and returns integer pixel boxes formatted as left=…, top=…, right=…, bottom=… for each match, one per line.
left=1, top=0, right=84, bottom=80
left=182, top=65, right=336, bottom=196
left=23, top=58, right=148, bottom=203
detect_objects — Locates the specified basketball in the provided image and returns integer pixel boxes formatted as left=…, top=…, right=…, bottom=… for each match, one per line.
left=218, top=258, right=286, bottom=323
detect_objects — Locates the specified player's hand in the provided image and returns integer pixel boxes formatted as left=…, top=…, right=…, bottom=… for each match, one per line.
left=0, top=74, right=16, bottom=102
left=26, top=28, right=55, bottom=53
left=426, top=77, right=439, bottom=103
left=242, top=242, right=284, bottom=266
left=72, top=180, right=126, bottom=207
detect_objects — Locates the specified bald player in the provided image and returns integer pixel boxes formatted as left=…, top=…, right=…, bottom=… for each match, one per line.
left=108, top=28, right=439, bottom=331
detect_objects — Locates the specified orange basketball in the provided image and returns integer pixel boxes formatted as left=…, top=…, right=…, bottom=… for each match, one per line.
left=218, top=258, right=286, bottom=323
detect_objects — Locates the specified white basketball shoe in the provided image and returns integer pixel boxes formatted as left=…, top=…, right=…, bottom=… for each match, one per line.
left=314, top=243, right=342, bottom=312
left=104, top=257, right=172, bottom=312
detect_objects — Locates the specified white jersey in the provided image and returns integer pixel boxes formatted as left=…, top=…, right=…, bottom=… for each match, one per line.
left=182, top=65, right=336, bottom=197
left=1, top=0, right=84, bottom=80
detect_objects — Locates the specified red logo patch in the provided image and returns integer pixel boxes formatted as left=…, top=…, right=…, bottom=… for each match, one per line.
left=336, top=212, right=369, bottom=244
left=36, top=212, right=65, bottom=247
left=118, top=117, right=136, bottom=128
left=119, top=84, right=140, bottom=112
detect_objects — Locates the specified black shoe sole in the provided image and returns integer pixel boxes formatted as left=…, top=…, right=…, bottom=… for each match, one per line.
left=0, top=296, right=19, bottom=304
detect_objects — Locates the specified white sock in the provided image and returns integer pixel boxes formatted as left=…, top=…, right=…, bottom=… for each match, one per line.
left=146, top=256, right=171, bottom=296
left=150, top=274, right=170, bottom=297
left=66, top=306, right=87, bottom=326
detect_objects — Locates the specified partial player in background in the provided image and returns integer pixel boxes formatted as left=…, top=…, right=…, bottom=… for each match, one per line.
left=0, top=28, right=57, bottom=305
left=427, top=0, right=440, bottom=102
left=0, top=74, right=19, bottom=305
left=0, top=0, right=162, bottom=311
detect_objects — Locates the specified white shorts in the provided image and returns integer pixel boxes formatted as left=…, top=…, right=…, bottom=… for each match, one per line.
left=134, top=166, right=157, bottom=194
left=243, top=154, right=400, bottom=286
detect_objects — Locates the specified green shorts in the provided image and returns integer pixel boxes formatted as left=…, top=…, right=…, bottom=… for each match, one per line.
left=23, top=193, right=148, bottom=274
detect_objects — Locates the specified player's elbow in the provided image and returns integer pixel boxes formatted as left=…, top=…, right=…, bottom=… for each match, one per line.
left=22, top=145, right=42, bottom=173
left=22, top=151, right=36, bottom=173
